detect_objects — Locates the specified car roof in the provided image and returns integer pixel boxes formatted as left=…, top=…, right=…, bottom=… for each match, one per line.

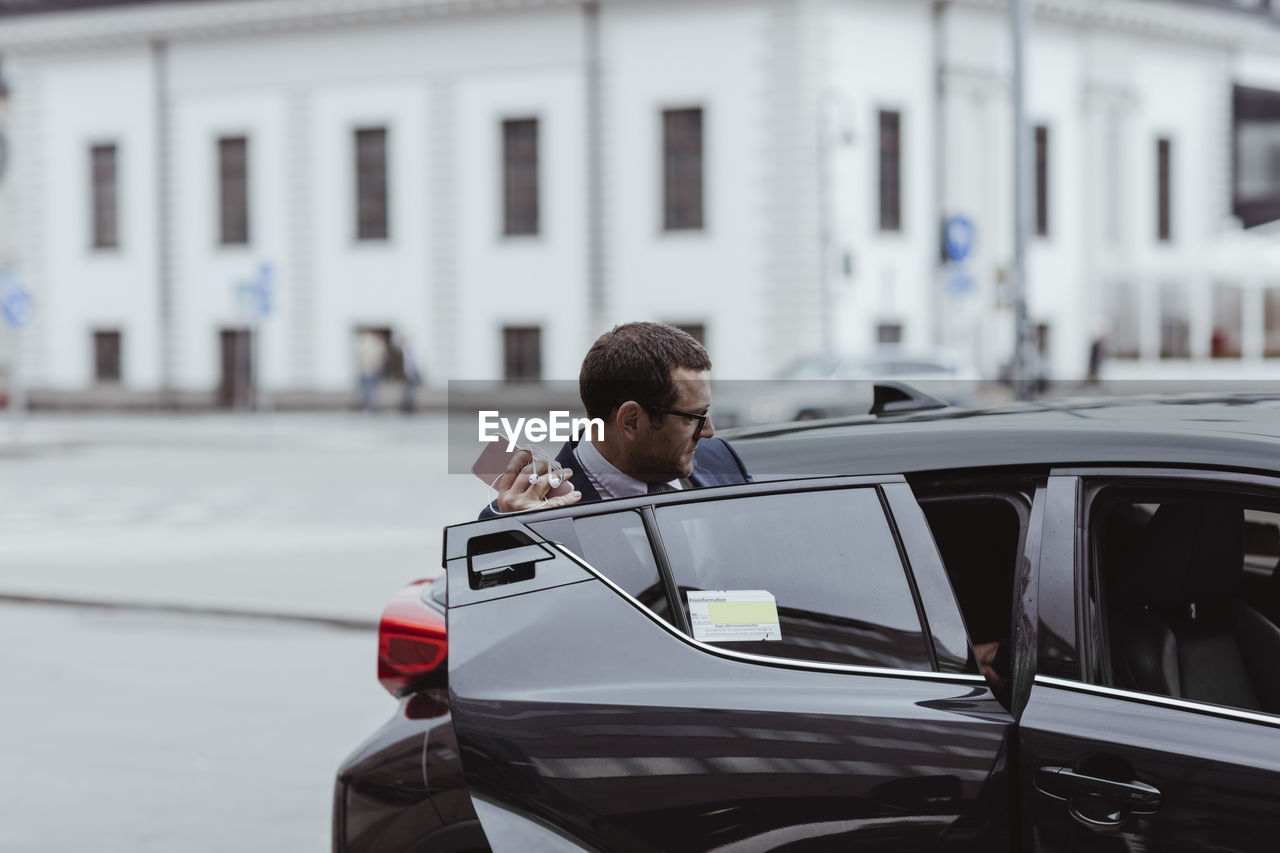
left=726, top=393, right=1280, bottom=480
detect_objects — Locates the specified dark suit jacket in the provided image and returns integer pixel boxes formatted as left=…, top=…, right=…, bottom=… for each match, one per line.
left=479, top=437, right=750, bottom=519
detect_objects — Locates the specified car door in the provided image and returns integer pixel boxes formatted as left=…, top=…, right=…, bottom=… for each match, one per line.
left=445, top=476, right=1014, bottom=852
left=1017, top=471, right=1280, bottom=852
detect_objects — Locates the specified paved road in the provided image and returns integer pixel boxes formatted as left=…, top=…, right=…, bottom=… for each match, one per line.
left=0, top=413, right=492, bottom=852
left=0, top=412, right=492, bottom=622
left=0, top=601, right=391, bottom=853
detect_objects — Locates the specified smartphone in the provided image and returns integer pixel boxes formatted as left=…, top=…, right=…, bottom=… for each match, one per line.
left=471, top=441, right=573, bottom=497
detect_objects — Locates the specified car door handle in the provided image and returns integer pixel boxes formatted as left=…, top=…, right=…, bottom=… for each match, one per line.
left=1036, top=766, right=1162, bottom=813
left=467, top=543, right=554, bottom=590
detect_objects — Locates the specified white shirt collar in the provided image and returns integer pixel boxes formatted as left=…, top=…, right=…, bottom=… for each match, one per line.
left=574, top=439, right=682, bottom=500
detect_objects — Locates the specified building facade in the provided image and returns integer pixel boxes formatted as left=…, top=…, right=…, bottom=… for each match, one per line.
left=0, top=0, right=1278, bottom=405
left=939, top=0, right=1280, bottom=382
left=0, top=57, right=16, bottom=394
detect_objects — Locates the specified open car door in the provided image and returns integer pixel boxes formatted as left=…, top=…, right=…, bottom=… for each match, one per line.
left=446, top=476, right=1015, bottom=852
left=1016, top=472, right=1280, bottom=852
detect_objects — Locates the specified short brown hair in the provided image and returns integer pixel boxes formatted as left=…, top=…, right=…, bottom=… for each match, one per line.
left=579, top=322, right=711, bottom=422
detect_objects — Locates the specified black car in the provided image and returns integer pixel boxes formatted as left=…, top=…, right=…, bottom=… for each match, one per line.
left=336, top=391, right=1280, bottom=852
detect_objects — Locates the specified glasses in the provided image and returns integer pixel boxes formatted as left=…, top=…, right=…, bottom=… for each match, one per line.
left=643, top=404, right=710, bottom=435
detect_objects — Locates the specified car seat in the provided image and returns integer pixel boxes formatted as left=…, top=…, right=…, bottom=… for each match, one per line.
left=1109, top=501, right=1280, bottom=714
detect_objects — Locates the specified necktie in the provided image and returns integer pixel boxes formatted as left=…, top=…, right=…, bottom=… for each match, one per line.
left=647, top=481, right=677, bottom=495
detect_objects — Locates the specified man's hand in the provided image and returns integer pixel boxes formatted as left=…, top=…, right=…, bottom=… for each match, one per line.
left=973, top=640, right=1011, bottom=708
left=493, top=449, right=582, bottom=514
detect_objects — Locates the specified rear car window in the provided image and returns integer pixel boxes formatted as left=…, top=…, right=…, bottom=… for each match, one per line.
left=571, top=510, right=674, bottom=626
left=655, top=489, right=932, bottom=670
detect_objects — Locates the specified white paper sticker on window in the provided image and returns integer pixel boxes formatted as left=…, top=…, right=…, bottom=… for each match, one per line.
left=687, top=590, right=781, bottom=643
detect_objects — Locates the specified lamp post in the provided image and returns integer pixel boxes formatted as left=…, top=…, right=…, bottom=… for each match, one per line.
left=1010, top=0, right=1034, bottom=399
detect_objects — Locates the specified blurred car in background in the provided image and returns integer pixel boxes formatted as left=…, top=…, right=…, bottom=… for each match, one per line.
left=714, top=347, right=980, bottom=427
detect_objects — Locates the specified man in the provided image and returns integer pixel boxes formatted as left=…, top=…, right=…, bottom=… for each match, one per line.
left=483, top=322, right=749, bottom=517
left=356, top=330, right=386, bottom=412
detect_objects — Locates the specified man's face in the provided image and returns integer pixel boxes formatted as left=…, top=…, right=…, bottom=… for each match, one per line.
left=632, top=367, right=714, bottom=482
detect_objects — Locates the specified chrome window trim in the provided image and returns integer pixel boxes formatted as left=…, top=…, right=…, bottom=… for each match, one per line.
left=551, top=542, right=988, bottom=686
left=1035, top=674, right=1280, bottom=729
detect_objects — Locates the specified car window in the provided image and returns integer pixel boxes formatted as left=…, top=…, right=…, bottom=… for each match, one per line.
left=571, top=510, right=674, bottom=626
left=654, top=488, right=933, bottom=670
left=777, top=356, right=840, bottom=379
left=1091, top=489, right=1280, bottom=716
left=921, top=495, right=1022, bottom=647
left=873, top=361, right=951, bottom=375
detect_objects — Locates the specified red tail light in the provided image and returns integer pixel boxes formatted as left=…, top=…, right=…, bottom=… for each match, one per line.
left=377, top=580, right=448, bottom=697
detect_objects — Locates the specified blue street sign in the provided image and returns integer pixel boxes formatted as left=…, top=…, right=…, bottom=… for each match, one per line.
left=944, top=215, right=976, bottom=263
left=0, top=272, right=33, bottom=328
left=234, top=262, right=275, bottom=319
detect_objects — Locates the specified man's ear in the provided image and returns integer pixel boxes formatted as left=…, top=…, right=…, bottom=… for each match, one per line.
left=614, top=401, right=643, bottom=440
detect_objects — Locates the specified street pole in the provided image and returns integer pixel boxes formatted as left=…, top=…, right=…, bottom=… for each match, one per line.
left=817, top=91, right=834, bottom=358
left=1011, top=0, right=1032, bottom=399
left=253, top=319, right=271, bottom=413
left=1, top=74, right=18, bottom=440
left=153, top=40, right=175, bottom=409
left=583, top=1, right=605, bottom=339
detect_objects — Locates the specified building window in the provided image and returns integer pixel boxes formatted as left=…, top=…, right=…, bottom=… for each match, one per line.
left=1034, top=125, right=1049, bottom=237
left=503, top=326, right=542, bottom=381
left=218, top=328, right=254, bottom=410
left=502, top=118, right=539, bottom=236
left=93, top=330, right=122, bottom=382
left=1266, top=288, right=1280, bottom=358
left=218, top=136, right=249, bottom=246
left=1234, top=85, right=1280, bottom=229
left=662, top=107, right=703, bottom=231
left=90, top=143, right=118, bottom=250
left=671, top=323, right=706, bottom=346
left=1212, top=283, right=1243, bottom=358
left=1157, top=137, right=1172, bottom=242
left=877, top=323, right=903, bottom=345
left=355, top=127, right=389, bottom=241
left=878, top=110, right=901, bottom=232
left=354, top=326, right=404, bottom=382
left=1159, top=282, right=1191, bottom=359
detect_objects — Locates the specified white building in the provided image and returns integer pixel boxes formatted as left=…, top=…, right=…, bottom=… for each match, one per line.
left=0, top=0, right=1278, bottom=405
left=0, top=60, right=16, bottom=395
left=939, top=0, right=1280, bottom=382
